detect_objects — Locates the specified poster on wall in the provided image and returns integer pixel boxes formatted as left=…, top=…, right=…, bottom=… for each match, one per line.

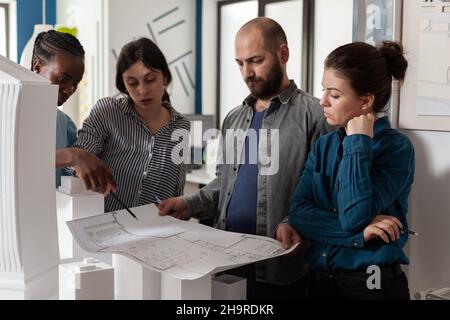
left=399, top=0, right=450, bottom=132
left=416, top=2, right=450, bottom=117
left=353, top=0, right=397, bottom=44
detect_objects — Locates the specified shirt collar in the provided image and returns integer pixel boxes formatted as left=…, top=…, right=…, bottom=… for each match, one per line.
left=337, top=116, right=391, bottom=142
left=373, top=116, right=391, bottom=136
left=119, top=97, right=181, bottom=122
left=120, top=97, right=135, bottom=114
left=242, top=80, right=298, bottom=108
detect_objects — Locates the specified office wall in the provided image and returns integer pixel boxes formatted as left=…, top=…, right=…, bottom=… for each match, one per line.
left=404, top=130, right=450, bottom=294
left=107, top=0, right=196, bottom=114
left=56, top=0, right=197, bottom=124
left=400, top=0, right=450, bottom=294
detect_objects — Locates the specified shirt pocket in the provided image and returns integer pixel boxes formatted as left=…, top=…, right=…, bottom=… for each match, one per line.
left=312, top=171, right=333, bottom=211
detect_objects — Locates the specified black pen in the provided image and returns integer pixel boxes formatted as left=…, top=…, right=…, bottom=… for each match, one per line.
left=402, top=229, right=419, bottom=236
left=110, top=192, right=139, bottom=221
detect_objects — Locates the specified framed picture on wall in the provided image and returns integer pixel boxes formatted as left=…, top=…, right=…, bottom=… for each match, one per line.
left=353, top=0, right=403, bottom=44
left=352, top=0, right=403, bottom=127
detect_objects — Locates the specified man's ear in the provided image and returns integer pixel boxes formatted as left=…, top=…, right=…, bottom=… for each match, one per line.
left=278, top=43, right=289, bottom=65
left=360, top=94, right=375, bottom=111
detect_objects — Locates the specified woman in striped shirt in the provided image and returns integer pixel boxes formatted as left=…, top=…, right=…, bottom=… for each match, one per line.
left=74, top=38, right=190, bottom=212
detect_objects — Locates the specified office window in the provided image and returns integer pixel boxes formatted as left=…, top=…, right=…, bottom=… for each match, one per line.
left=218, top=0, right=258, bottom=125
left=0, top=3, right=8, bottom=57
left=313, top=0, right=353, bottom=98
left=265, top=0, right=303, bottom=89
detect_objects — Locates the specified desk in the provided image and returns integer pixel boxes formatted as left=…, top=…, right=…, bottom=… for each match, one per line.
left=184, top=167, right=216, bottom=195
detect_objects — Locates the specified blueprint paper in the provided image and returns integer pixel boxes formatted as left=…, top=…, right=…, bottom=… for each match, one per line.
left=66, top=204, right=298, bottom=280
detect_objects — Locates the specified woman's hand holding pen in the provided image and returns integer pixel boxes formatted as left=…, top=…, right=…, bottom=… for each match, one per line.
left=158, top=196, right=189, bottom=220
left=70, top=148, right=117, bottom=195
left=363, top=215, right=403, bottom=243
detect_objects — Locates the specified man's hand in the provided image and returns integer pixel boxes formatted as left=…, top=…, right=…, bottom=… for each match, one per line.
left=276, top=223, right=302, bottom=250
left=158, top=197, right=189, bottom=220
left=346, top=113, right=375, bottom=138
left=363, top=215, right=403, bottom=243
left=57, top=148, right=116, bottom=195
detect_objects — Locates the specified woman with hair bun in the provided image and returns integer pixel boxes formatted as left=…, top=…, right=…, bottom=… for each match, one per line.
left=280, top=41, right=414, bottom=300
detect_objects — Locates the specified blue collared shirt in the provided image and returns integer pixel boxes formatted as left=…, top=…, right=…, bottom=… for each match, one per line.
left=288, top=117, right=415, bottom=272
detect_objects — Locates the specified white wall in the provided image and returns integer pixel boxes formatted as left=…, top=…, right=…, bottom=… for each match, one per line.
left=107, top=0, right=196, bottom=115
left=404, top=130, right=450, bottom=294
left=400, top=0, right=450, bottom=295
left=57, top=0, right=196, bottom=123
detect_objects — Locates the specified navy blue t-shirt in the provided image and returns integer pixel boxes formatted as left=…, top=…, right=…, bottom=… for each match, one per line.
left=225, top=110, right=266, bottom=234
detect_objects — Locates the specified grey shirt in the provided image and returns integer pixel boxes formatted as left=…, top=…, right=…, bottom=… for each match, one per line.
left=184, top=81, right=329, bottom=284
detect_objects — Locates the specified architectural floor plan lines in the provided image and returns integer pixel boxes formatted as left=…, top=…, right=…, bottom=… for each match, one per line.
left=67, top=204, right=298, bottom=280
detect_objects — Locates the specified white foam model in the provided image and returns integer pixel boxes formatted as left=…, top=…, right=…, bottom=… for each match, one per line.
left=57, top=176, right=110, bottom=265
left=59, top=257, right=114, bottom=300
left=0, top=55, right=59, bottom=299
left=161, top=273, right=212, bottom=300
left=211, top=274, right=246, bottom=300
left=113, top=254, right=161, bottom=300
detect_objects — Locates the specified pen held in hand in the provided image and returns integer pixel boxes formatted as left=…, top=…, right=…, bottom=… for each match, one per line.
left=401, top=229, right=419, bottom=236
left=110, top=192, right=139, bottom=221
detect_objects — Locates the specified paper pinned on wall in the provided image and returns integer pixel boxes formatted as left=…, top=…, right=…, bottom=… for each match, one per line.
left=67, top=204, right=298, bottom=280
left=416, top=2, right=450, bottom=116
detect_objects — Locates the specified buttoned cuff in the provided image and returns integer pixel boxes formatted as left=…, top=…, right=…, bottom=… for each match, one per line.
left=349, top=232, right=365, bottom=249
left=182, top=193, right=201, bottom=219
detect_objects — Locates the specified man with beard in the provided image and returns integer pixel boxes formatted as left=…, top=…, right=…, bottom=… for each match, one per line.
left=158, top=17, right=327, bottom=299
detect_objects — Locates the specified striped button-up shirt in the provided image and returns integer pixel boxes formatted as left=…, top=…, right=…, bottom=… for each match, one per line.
left=74, top=96, right=190, bottom=212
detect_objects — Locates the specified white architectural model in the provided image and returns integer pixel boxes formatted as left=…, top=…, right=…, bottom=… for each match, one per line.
left=57, top=176, right=110, bottom=264
left=59, top=258, right=114, bottom=300
left=0, top=55, right=59, bottom=299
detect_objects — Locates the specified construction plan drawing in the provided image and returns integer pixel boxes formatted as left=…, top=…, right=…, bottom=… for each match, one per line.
left=67, top=204, right=298, bottom=280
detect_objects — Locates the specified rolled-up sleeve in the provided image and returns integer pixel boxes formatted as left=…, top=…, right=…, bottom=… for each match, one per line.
left=73, top=102, right=109, bottom=156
